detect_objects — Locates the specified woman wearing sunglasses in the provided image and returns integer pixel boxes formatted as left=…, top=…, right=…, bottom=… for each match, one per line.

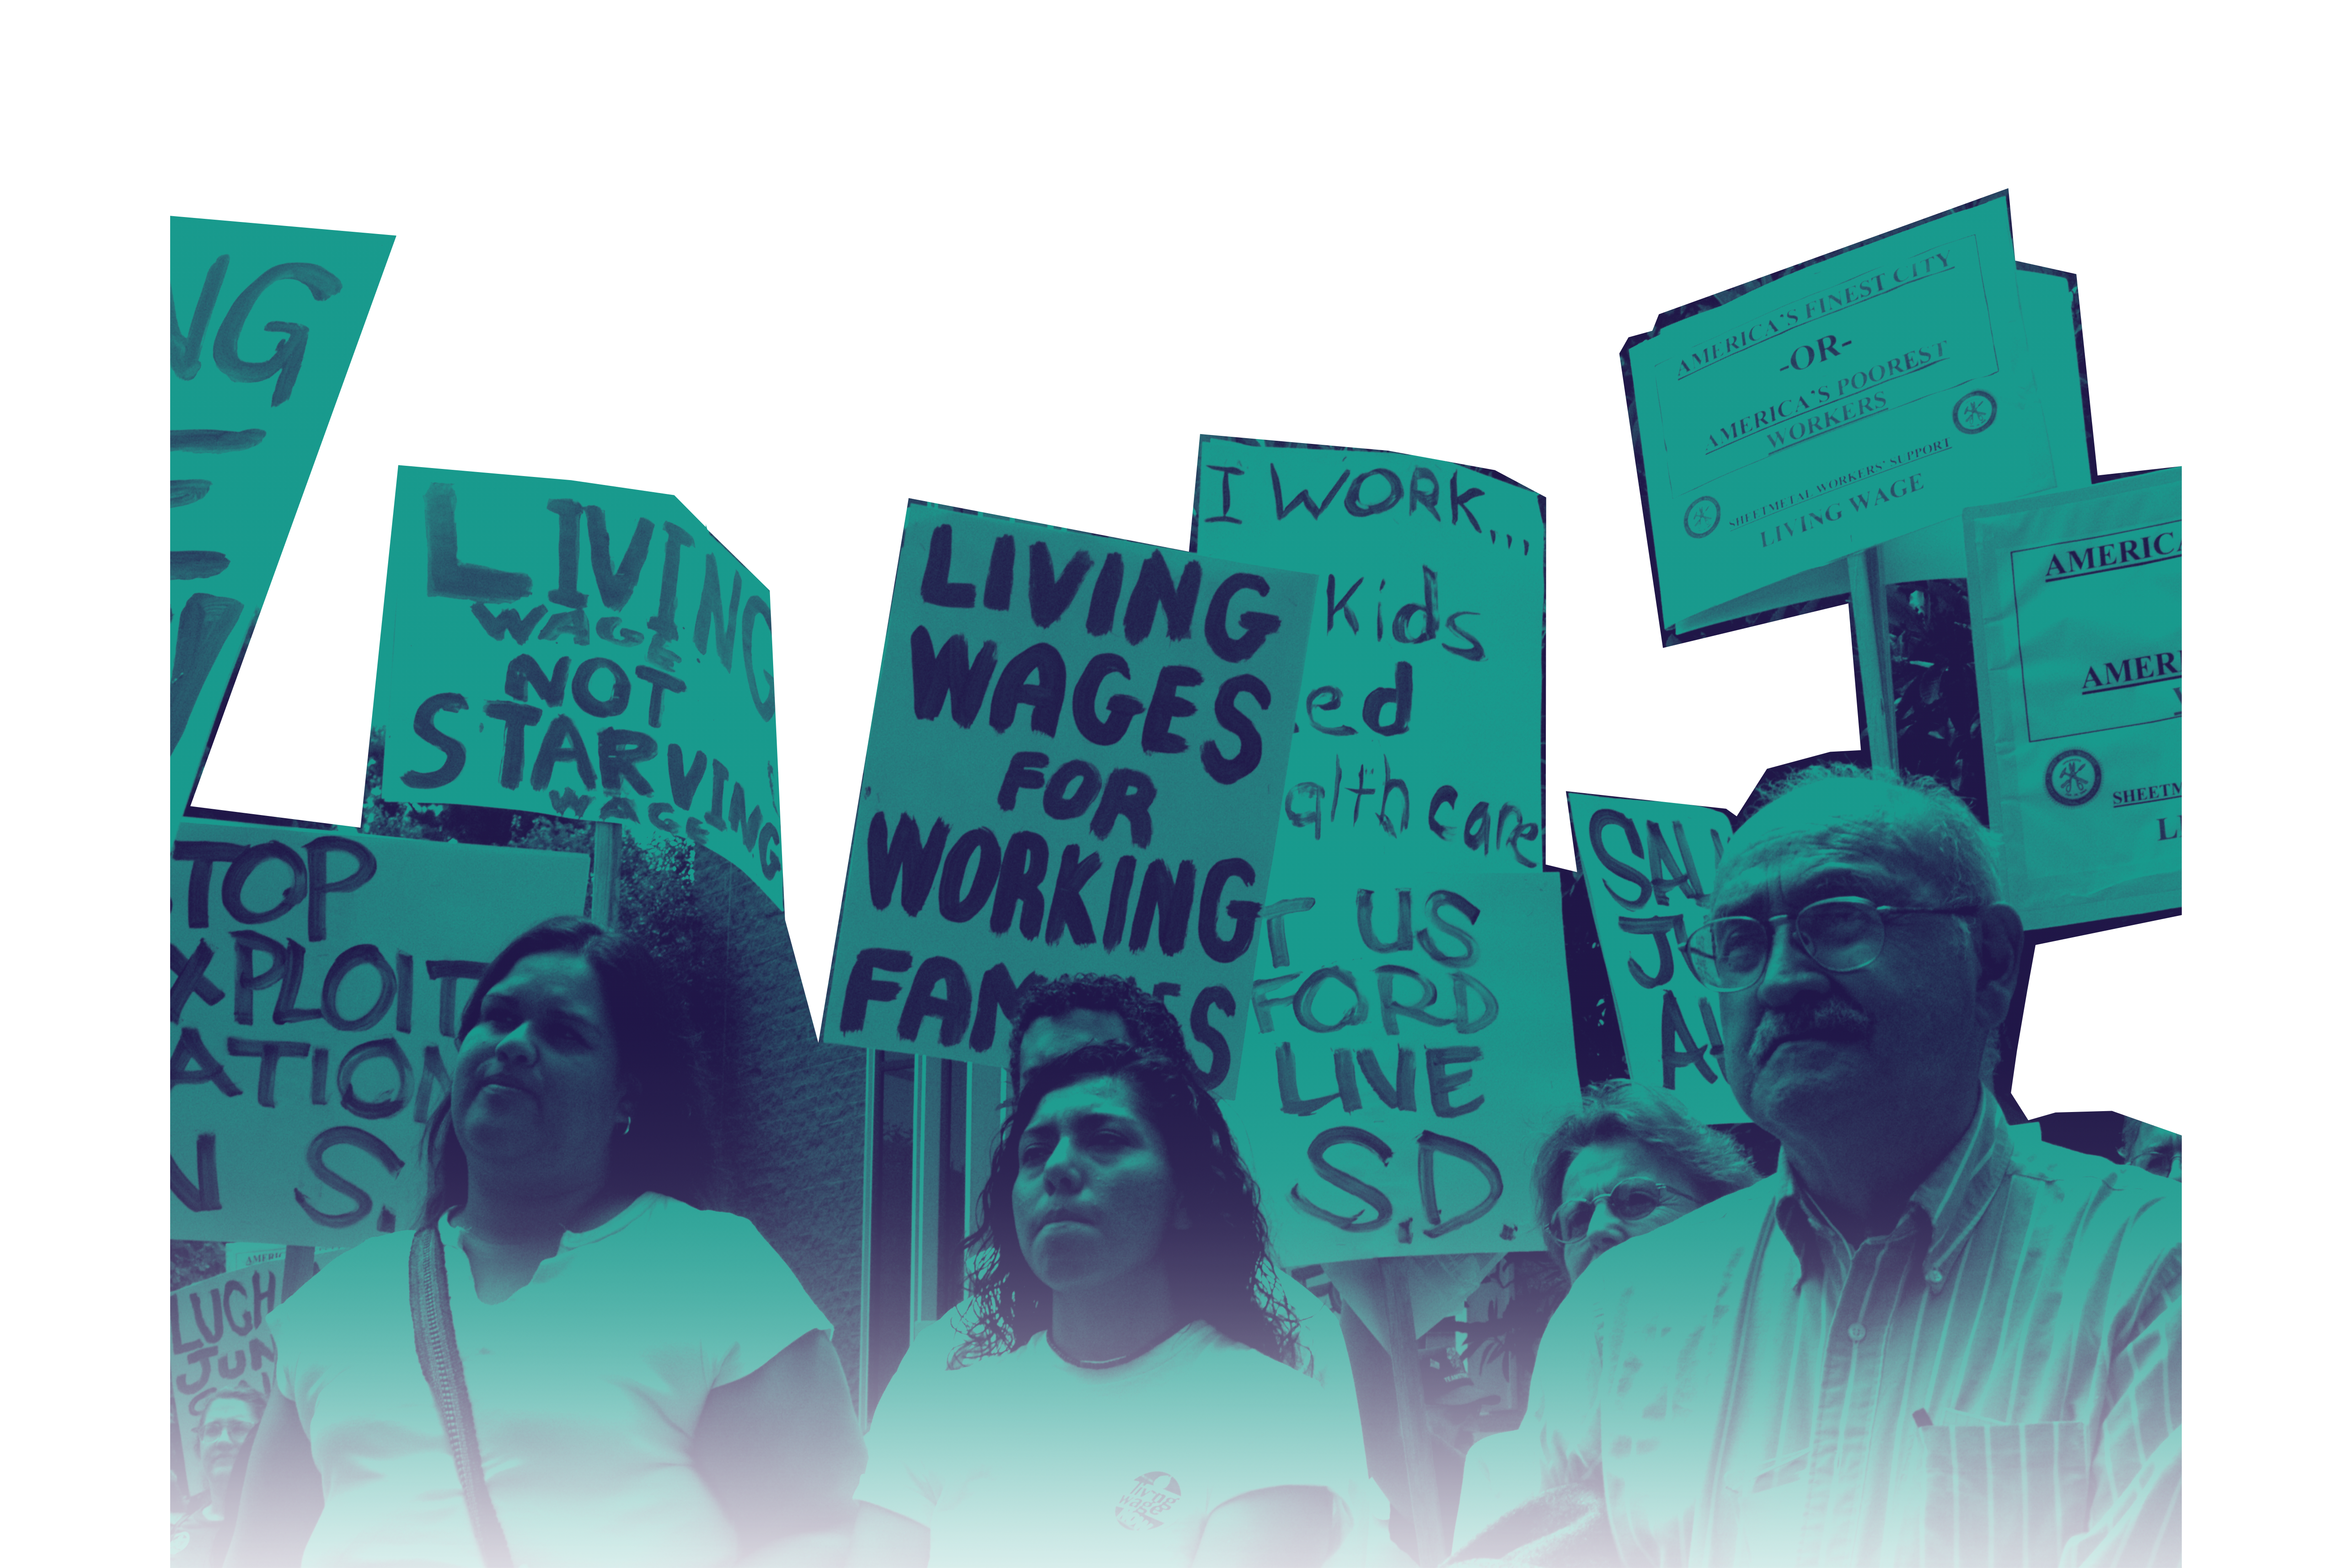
left=1452, top=1080, right=1759, bottom=1557
left=1529, top=1079, right=1761, bottom=1285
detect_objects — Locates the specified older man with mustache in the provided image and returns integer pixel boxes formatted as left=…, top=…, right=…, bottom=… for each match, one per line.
left=1453, top=766, right=2182, bottom=1568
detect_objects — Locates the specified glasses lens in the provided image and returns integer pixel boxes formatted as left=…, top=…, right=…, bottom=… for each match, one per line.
left=1548, top=1200, right=1593, bottom=1245
left=1691, top=917, right=1767, bottom=988
left=1607, top=1181, right=1666, bottom=1221
left=1796, top=899, right=1884, bottom=971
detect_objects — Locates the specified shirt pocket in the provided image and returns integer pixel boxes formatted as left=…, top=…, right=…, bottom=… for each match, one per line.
left=1703, top=1450, right=1810, bottom=1566
left=1916, top=1417, right=2092, bottom=1568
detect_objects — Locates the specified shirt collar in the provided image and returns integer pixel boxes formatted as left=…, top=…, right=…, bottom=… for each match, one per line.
left=1771, top=1090, right=2014, bottom=1290
left=439, top=1189, right=662, bottom=1255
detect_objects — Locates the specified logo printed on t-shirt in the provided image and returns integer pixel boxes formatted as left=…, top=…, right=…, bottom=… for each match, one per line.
left=1113, top=1471, right=1183, bottom=1530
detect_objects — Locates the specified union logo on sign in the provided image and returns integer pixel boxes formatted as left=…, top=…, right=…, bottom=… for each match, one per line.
left=2045, top=748, right=2101, bottom=806
left=1682, top=495, right=1722, bottom=539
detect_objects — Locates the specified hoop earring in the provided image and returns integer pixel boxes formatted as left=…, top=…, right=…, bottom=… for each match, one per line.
left=620, top=1114, right=634, bottom=1137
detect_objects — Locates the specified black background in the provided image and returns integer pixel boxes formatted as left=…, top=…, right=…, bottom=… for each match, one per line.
left=188, top=181, right=2182, bottom=1142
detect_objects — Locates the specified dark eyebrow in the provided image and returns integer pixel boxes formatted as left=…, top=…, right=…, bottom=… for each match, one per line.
left=1023, top=1106, right=1142, bottom=1141
left=487, top=978, right=607, bottom=1037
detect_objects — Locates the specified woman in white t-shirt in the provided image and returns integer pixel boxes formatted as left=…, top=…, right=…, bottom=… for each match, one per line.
left=228, top=917, right=863, bottom=1568
left=854, top=1039, right=1361, bottom=1568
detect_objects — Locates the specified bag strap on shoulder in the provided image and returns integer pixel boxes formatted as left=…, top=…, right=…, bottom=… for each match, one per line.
left=410, top=1223, right=515, bottom=1568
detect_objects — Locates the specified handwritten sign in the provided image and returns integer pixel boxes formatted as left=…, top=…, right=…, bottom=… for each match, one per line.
left=372, top=466, right=787, bottom=910
left=1623, top=193, right=2060, bottom=638
left=1566, top=791, right=1744, bottom=1123
left=823, top=503, right=1313, bottom=1088
left=1966, top=468, right=2181, bottom=930
left=172, top=820, right=587, bottom=1243
left=172, top=218, right=393, bottom=815
left=1192, top=437, right=1546, bottom=878
left=1226, top=873, right=1575, bottom=1265
left=170, top=1256, right=284, bottom=1486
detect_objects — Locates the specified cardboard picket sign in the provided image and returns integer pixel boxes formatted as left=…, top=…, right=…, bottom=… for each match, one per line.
left=1565, top=790, right=1745, bottom=1124
left=1622, top=193, right=2077, bottom=640
left=824, top=503, right=1314, bottom=1089
left=172, top=218, right=394, bottom=816
left=372, top=466, right=788, bottom=911
left=1191, top=436, right=1547, bottom=879
left=1225, top=873, right=1577, bottom=1266
left=1966, top=469, right=2181, bottom=931
left=170, top=1256, right=285, bottom=1487
left=171, top=820, right=587, bottom=1244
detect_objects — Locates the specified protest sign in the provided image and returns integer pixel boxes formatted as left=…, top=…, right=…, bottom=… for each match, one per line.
left=170, top=1255, right=284, bottom=1486
left=172, top=219, right=394, bottom=816
left=1966, top=469, right=2181, bottom=931
left=1226, top=873, right=1576, bottom=1265
left=372, top=467, right=787, bottom=911
left=823, top=503, right=1313, bottom=1088
left=172, top=820, right=587, bottom=1244
left=1624, top=193, right=2067, bottom=639
left=1566, top=790, right=1745, bottom=1123
left=1193, top=437, right=1547, bottom=878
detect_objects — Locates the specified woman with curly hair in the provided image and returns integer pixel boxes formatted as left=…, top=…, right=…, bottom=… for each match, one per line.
left=852, top=1038, right=1361, bottom=1566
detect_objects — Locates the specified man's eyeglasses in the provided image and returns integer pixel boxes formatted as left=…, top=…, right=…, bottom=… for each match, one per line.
left=1684, top=897, right=1982, bottom=991
left=1545, top=1178, right=1699, bottom=1248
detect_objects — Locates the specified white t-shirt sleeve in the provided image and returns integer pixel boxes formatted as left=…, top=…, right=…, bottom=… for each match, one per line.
left=264, top=1231, right=405, bottom=1419
left=1199, top=1350, right=1366, bottom=1514
left=854, top=1350, right=948, bottom=1527
left=669, top=1208, right=833, bottom=1384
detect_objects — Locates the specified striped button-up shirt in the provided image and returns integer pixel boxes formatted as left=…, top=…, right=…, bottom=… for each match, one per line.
left=1468, top=1092, right=2180, bottom=1567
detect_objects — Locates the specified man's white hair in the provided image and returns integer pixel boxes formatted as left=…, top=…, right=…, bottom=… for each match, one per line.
left=1737, top=763, right=2004, bottom=912
left=1740, top=766, right=2013, bottom=1086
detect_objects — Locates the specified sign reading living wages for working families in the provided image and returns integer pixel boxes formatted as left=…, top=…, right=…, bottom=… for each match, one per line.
left=1967, top=468, right=2181, bottom=932
left=1624, top=192, right=2058, bottom=639
left=825, top=503, right=1314, bottom=1089
left=374, top=467, right=787, bottom=911
left=1567, top=790, right=1745, bottom=1124
left=173, top=218, right=394, bottom=816
left=172, top=820, right=586, bottom=1245
left=1193, top=437, right=1546, bottom=881
left=1226, top=873, right=1575, bottom=1265
left=171, top=1253, right=287, bottom=1485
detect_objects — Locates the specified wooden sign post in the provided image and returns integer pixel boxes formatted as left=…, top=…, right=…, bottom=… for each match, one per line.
left=1378, top=1258, right=1446, bottom=1564
left=590, top=821, right=620, bottom=926
left=1847, top=547, right=1900, bottom=770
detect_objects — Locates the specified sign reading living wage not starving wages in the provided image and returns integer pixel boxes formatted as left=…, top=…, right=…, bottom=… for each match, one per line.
left=173, top=218, right=394, bottom=817
left=1226, top=873, right=1575, bottom=1265
left=1623, top=192, right=2059, bottom=639
left=1966, top=468, right=2181, bottom=932
left=374, top=467, right=788, bottom=912
left=172, top=820, right=587, bottom=1245
left=1567, top=790, right=1745, bottom=1125
left=824, top=503, right=1314, bottom=1089
left=171, top=1254, right=286, bottom=1487
left=1192, top=437, right=1547, bottom=879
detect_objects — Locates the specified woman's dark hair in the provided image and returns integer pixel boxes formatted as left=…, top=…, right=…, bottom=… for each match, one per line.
left=1530, top=1078, right=1758, bottom=1269
left=1007, top=972, right=1190, bottom=1086
left=419, top=916, right=708, bottom=1222
left=954, top=1038, right=1298, bottom=1367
